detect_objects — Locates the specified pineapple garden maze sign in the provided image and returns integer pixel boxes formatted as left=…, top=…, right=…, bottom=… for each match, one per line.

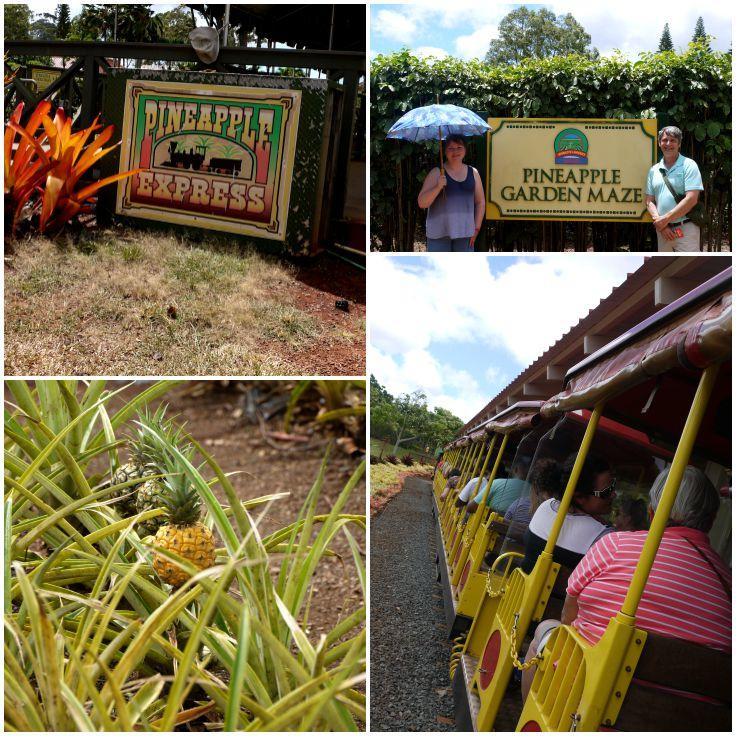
left=116, top=80, right=301, bottom=240
left=486, top=118, right=658, bottom=221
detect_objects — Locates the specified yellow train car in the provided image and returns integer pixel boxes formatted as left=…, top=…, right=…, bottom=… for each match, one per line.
left=451, top=266, right=731, bottom=731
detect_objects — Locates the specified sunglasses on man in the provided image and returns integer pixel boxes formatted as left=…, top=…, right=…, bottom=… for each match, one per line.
left=591, top=478, right=617, bottom=498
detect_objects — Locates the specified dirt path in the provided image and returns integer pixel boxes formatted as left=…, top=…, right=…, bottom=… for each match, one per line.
left=369, top=476, right=455, bottom=731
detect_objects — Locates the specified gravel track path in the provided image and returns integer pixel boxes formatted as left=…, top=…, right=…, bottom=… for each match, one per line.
left=370, top=476, right=455, bottom=731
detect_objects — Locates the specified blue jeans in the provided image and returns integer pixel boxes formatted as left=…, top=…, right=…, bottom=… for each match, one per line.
left=426, top=237, right=473, bottom=252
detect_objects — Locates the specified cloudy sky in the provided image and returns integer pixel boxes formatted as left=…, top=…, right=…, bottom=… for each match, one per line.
left=371, top=2, right=732, bottom=61
left=369, top=255, right=644, bottom=422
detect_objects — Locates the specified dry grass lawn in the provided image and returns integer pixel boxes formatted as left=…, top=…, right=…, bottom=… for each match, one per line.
left=5, top=228, right=365, bottom=376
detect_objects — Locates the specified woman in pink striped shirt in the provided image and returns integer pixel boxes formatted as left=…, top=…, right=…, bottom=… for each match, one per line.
left=521, top=465, right=731, bottom=700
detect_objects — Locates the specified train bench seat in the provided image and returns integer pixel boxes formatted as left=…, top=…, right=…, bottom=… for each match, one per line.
left=611, top=632, right=731, bottom=732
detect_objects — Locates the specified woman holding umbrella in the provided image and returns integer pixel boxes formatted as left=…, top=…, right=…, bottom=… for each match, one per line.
left=387, top=102, right=490, bottom=252
left=417, top=134, right=485, bottom=252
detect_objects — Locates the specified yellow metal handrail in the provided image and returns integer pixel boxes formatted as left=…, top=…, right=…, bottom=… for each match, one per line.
left=451, top=434, right=509, bottom=584
left=484, top=551, right=522, bottom=598
left=620, top=363, right=720, bottom=619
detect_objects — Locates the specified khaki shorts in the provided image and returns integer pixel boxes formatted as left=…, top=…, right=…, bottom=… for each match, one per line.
left=656, top=221, right=701, bottom=253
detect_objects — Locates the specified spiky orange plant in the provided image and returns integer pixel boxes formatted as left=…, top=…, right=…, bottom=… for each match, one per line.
left=4, top=101, right=53, bottom=233
left=5, top=100, right=141, bottom=235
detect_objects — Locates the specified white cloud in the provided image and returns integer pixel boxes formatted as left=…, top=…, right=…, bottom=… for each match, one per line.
left=369, top=346, right=488, bottom=422
left=454, top=24, right=497, bottom=60
left=371, top=255, right=643, bottom=362
left=414, top=46, right=449, bottom=60
left=369, top=255, right=645, bottom=421
left=371, top=3, right=731, bottom=61
left=372, top=8, right=420, bottom=44
left=484, top=365, right=509, bottom=393
left=547, top=2, right=732, bottom=56
left=432, top=390, right=489, bottom=423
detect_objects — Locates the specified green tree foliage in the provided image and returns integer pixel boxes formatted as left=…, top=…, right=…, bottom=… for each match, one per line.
left=692, top=16, right=711, bottom=51
left=370, top=374, right=393, bottom=406
left=56, top=4, right=71, bottom=39
left=486, top=8, right=598, bottom=65
left=658, top=23, right=674, bottom=52
left=30, top=11, right=58, bottom=40
left=370, top=375, right=464, bottom=454
left=72, top=4, right=162, bottom=42
left=4, top=4, right=31, bottom=40
left=72, top=4, right=113, bottom=40
left=157, top=4, right=195, bottom=44
left=371, top=43, right=731, bottom=252
left=4, top=5, right=51, bottom=67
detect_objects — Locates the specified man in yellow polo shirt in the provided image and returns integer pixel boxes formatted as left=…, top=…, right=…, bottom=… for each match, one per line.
left=645, top=126, right=704, bottom=253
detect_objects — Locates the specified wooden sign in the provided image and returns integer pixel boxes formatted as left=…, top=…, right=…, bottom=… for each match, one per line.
left=30, top=66, right=62, bottom=92
left=486, top=118, right=658, bottom=221
left=116, top=80, right=301, bottom=240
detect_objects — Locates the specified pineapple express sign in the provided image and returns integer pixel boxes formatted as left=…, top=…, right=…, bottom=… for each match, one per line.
left=116, top=80, right=301, bottom=240
left=486, top=118, right=658, bottom=221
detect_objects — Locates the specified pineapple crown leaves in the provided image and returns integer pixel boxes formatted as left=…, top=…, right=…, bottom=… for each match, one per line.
left=157, top=446, right=205, bottom=526
left=125, top=404, right=189, bottom=468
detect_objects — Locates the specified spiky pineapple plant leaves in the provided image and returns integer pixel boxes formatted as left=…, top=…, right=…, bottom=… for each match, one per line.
left=5, top=380, right=366, bottom=731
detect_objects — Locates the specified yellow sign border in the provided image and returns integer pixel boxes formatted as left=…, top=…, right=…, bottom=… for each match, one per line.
left=115, top=79, right=302, bottom=241
left=485, top=118, right=658, bottom=222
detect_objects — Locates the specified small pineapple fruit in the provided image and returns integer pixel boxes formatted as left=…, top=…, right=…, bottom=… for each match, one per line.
left=111, top=461, right=153, bottom=516
left=134, top=476, right=165, bottom=537
left=110, top=405, right=185, bottom=520
left=152, top=453, right=215, bottom=588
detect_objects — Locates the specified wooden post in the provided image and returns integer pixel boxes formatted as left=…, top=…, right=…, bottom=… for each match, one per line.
left=330, top=69, right=359, bottom=237
left=80, top=53, right=97, bottom=128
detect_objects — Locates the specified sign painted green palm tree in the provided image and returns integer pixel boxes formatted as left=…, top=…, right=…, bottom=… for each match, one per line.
left=194, top=135, right=214, bottom=154
left=216, top=142, right=242, bottom=159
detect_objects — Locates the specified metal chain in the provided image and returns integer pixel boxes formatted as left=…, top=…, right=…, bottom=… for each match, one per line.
left=510, top=613, right=542, bottom=671
left=484, top=569, right=505, bottom=598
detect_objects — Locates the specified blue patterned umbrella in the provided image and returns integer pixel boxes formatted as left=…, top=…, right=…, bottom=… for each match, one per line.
left=386, top=104, right=491, bottom=142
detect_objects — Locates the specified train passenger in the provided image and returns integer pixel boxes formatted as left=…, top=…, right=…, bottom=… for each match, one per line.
left=464, top=459, right=530, bottom=514
left=503, top=458, right=564, bottom=530
left=454, top=474, right=484, bottom=508
left=433, top=451, right=444, bottom=475
left=613, top=496, right=649, bottom=532
left=439, top=468, right=462, bottom=502
left=520, top=455, right=615, bottom=575
left=521, top=465, right=731, bottom=701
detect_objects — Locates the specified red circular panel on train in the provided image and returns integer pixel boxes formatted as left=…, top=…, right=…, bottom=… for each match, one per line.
left=479, top=629, right=501, bottom=690
left=458, top=559, right=471, bottom=592
left=520, top=720, right=542, bottom=731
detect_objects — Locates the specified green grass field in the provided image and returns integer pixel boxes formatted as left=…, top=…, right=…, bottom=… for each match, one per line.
left=370, top=439, right=433, bottom=463
left=5, top=228, right=364, bottom=376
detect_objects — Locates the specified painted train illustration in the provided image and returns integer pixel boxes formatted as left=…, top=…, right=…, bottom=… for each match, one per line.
left=162, top=141, right=243, bottom=177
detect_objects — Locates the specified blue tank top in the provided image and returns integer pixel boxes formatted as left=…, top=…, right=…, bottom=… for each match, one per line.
left=426, top=165, right=476, bottom=239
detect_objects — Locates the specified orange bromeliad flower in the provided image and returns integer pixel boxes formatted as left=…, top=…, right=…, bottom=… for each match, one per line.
left=5, top=100, right=141, bottom=235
